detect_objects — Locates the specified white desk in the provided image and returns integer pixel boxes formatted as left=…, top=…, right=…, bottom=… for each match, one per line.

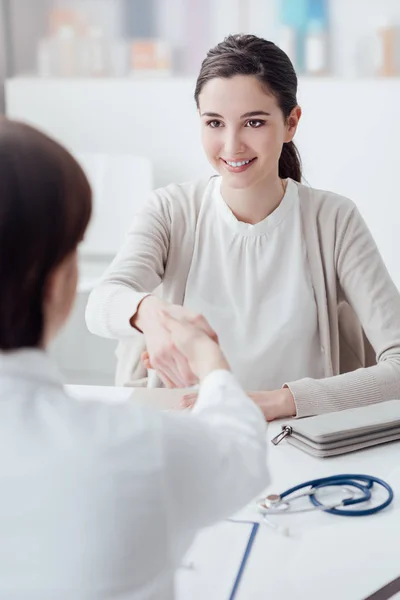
left=67, top=385, right=400, bottom=600
left=238, top=421, right=400, bottom=600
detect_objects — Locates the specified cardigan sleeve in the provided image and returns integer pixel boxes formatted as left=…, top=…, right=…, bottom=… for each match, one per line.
left=85, top=190, right=171, bottom=339
left=287, top=205, right=400, bottom=417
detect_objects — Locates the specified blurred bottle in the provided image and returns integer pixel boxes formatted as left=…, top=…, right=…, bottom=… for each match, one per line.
left=279, top=25, right=297, bottom=69
left=37, top=38, right=54, bottom=77
left=82, top=27, right=109, bottom=77
left=280, top=0, right=308, bottom=30
left=109, top=39, right=130, bottom=77
left=304, top=0, right=329, bottom=76
left=124, top=0, right=156, bottom=37
left=130, top=40, right=172, bottom=77
left=375, top=18, right=399, bottom=77
left=304, top=19, right=328, bottom=75
left=37, top=8, right=83, bottom=78
left=55, top=25, right=78, bottom=77
left=184, top=0, right=211, bottom=74
left=279, top=0, right=308, bottom=73
left=157, top=0, right=185, bottom=74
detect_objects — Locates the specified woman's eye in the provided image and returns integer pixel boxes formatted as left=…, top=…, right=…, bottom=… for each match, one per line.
left=207, top=120, right=222, bottom=128
left=245, top=120, right=265, bottom=128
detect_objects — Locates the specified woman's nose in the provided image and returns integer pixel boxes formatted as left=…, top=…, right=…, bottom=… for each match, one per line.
left=222, top=131, right=246, bottom=157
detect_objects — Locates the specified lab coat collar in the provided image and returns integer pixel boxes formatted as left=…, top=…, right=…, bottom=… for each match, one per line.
left=0, top=348, right=64, bottom=388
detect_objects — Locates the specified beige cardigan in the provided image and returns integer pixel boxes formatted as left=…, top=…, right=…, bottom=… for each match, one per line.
left=85, top=177, right=400, bottom=418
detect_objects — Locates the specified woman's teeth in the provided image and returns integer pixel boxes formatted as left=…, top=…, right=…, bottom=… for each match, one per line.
left=225, top=159, right=252, bottom=167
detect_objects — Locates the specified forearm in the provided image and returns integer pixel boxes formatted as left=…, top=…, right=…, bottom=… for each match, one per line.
left=85, top=283, right=151, bottom=339
left=287, top=358, right=400, bottom=418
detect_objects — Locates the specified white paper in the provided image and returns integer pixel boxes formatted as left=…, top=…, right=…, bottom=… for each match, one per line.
left=65, top=385, right=187, bottom=411
left=65, top=384, right=134, bottom=404
left=175, top=520, right=258, bottom=600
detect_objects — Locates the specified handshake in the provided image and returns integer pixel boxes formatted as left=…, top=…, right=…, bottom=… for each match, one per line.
left=135, top=296, right=230, bottom=388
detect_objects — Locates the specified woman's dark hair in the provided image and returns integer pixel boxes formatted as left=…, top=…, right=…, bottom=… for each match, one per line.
left=0, top=119, right=92, bottom=350
left=194, top=34, right=302, bottom=182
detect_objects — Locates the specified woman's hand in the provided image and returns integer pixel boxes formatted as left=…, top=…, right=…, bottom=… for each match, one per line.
left=160, top=310, right=229, bottom=381
left=181, top=388, right=296, bottom=421
left=132, top=296, right=219, bottom=387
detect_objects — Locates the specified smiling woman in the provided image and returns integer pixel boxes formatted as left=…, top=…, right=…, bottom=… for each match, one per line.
left=195, top=35, right=302, bottom=198
left=196, top=71, right=301, bottom=222
left=86, top=34, right=400, bottom=422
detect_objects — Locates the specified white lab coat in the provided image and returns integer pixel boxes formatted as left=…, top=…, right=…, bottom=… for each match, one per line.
left=0, top=349, right=268, bottom=599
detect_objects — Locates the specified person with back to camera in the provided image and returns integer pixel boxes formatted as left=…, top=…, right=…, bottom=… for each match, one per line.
left=86, top=34, right=400, bottom=421
left=0, top=118, right=268, bottom=599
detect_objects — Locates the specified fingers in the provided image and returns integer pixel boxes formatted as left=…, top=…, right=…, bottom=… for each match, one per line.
left=161, top=306, right=219, bottom=342
left=160, top=311, right=192, bottom=340
left=159, top=372, right=176, bottom=389
left=157, top=354, right=187, bottom=388
left=141, top=351, right=152, bottom=370
left=191, top=313, right=219, bottom=343
left=142, top=346, right=184, bottom=388
left=181, top=392, right=198, bottom=409
left=142, top=304, right=218, bottom=388
left=173, top=353, right=199, bottom=387
left=145, top=343, right=194, bottom=388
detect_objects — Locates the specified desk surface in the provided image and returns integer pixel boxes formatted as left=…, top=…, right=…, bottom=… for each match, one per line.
left=67, top=385, right=400, bottom=600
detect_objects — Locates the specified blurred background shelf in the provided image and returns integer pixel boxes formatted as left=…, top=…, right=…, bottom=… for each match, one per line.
left=3, top=0, right=400, bottom=96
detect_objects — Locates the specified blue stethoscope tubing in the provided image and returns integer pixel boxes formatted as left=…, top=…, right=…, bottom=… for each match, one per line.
left=278, top=474, right=394, bottom=516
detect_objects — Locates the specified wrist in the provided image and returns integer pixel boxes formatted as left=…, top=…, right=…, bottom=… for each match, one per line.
left=194, top=343, right=230, bottom=381
left=197, top=357, right=230, bottom=382
left=131, top=295, right=166, bottom=332
left=280, top=386, right=296, bottom=418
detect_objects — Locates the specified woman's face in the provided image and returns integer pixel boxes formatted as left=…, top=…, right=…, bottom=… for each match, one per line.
left=198, top=75, right=300, bottom=190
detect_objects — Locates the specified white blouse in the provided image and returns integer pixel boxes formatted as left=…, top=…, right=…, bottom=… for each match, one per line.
left=184, top=177, right=324, bottom=391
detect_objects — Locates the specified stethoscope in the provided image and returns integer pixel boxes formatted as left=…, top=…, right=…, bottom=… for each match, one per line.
left=257, top=474, right=394, bottom=536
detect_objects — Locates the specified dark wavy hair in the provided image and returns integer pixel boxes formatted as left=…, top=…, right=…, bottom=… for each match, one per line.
left=194, top=34, right=302, bottom=182
left=0, top=119, right=92, bottom=350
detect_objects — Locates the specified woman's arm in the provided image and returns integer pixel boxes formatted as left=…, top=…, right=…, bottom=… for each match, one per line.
left=85, top=190, right=170, bottom=340
left=288, top=205, right=400, bottom=417
left=85, top=189, right=218, bottom=388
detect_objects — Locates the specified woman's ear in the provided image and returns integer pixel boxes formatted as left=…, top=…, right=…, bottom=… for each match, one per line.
left=285, top=105, right=302, bottom=143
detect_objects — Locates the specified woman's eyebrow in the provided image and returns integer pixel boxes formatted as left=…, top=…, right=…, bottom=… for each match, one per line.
left=240, top=110, right=271, bottom=118
left=200, top=110, right=271, bottom=118
left=201, top=112, right=223, bottom=118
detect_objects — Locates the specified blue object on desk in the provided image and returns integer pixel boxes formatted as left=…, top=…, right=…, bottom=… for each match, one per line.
left=258, top=474, right=394, bottom=517
left=228, top=521, right=260, bottom=600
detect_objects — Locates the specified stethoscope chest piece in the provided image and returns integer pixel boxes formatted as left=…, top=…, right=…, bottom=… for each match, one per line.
left=261, top=494, right=289, bottom=512
left=263, top=494, right=280, bottom=508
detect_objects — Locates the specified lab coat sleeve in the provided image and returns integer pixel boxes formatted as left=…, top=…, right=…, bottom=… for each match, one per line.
left=161, top=370, right=269, bottom=538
